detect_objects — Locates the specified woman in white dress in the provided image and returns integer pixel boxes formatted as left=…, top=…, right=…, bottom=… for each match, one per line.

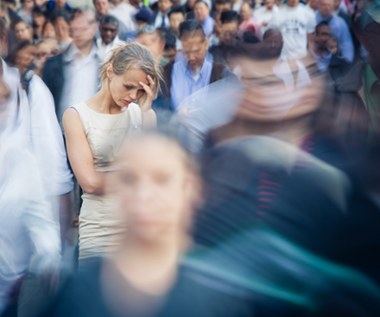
left=63, top=43, right=161, bottom=262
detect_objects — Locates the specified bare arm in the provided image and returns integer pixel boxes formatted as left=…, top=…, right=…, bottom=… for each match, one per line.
left=63, top=108, right=106, bottom=195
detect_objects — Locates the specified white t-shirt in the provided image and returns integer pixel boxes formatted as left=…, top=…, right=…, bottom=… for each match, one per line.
left=253, top=5, right=279, bottom=36
left=269, top=4, right=316, bottom=59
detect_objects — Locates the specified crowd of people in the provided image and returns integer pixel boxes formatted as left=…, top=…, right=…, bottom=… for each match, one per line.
left=1, top=0, right=380, bottom=316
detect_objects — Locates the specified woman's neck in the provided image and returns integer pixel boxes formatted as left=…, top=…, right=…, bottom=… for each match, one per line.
left=88, top=87, right=121, bottom=114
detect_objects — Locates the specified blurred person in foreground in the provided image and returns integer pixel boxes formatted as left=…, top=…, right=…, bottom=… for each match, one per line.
left=42, top=8, right=99, bottom=124
left=0, top=57, right=61, bottom=317
left=188, top=37, right=380, bottom=284
left=63, top=43, right=159, bottom=263
left=38, top=131, right=254, bottom=317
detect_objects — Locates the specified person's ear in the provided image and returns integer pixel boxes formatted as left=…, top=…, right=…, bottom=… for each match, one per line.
left=106, top=64, right=114, bottom=80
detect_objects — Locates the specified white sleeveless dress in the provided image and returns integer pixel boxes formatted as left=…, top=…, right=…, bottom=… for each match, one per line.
left=71, top=102, right=142, bottom=260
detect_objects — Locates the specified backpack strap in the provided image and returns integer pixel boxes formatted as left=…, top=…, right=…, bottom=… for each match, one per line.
left=210, top=62, right=225, bottom=84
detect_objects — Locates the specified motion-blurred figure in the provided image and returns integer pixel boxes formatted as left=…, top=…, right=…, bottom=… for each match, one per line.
left=39, top=132, right=254, bottom=317
left=0, top=58, right=61, bottom=317
left=42, top=8, right=99, bottom=124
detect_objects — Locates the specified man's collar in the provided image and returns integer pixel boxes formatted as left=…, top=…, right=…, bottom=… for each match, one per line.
left=63, top=41, right=100, bottom=63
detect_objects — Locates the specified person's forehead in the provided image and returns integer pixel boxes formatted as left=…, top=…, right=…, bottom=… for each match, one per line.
left=222, top=21, right=239, bottom=29
left=170, top=12, right=184, bottom=18
left=101, top=22, right=118, bottom=29
left=138, top=31, right=160, bottom=42
left=182, top=34, right=205, bottom=45
left=71, top=15, right=93, bottom=26
left=195, top=2, right=208, bottom=9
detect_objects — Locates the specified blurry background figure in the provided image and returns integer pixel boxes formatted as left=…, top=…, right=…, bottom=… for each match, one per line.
left=46, top=0, right=73, bottom=21
left=238, top=2, right=255, bottom=34
left=194, top=0, right=214, bottom=37
left=306, top=0, right=320, bottom=12
left=96, top=15, right=124, bottom=61
left=183, top=0, right=196, bottom=19
left=40, top=132, right=255, bottom=317
left=136, top=26, right=167, bottom=65
left=35, top=38, right=59, bottom=76
left=9, top=41, right=36, bottom=80
left=42, top=8, right=99, bottom=124
left=41, top=19, right=56, bottom=39
left=313, top=20, right=351, bottom=79
left=162, top=28, right=177, bottom=63
left=162, top=20, right=231, bottom=111
left=153, top=0, right=173, bottom=28
left=13, top=20, right=33, bottom=44
left=52, top=12, right=72, bottom=51
left=93, top=0, right=130, bottom=40
left=134, top=7, right=155, bottom=31
left=62, top=43, right=159, bottom=263
left=211, top=0, right=233, bottom=45
left=109, top=0, right=137, bottom=33
left=168, top=5, right=185, bottom=48
left=252, top=0, right=278, bottom=37
left=0, top=57, right=61, bottom=317
left=32, top=6, right=47, bottom=41
left=209, top=10, right=239, bottom=66
left=316, top=0, right=354, bottom=63
left=17, top=0, right=35, bottom=25
left=269, top=0, right=316, bottom=59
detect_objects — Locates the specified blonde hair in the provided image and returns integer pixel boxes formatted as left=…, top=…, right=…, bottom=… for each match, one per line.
left=99, top=42, right=162, bottom=95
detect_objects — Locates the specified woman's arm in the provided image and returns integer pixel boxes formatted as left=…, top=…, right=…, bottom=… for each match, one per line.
left=63, top=108, right=106, bottom=195
left=139, top=75, right=157, bottom=128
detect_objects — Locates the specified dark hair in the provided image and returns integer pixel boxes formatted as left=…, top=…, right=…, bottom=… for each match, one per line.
left=315, top=20, right=330, bottom=34
left=134, top=7, right=154, bottom=23
left=9, top=40, right=34, bottom=66
left=215, top=0, right=232, bottom=5
left=162, top=28, right=177, bottom=50
left=99, top=14, right=119, bottom=27
left=179, top=19, right=205, bottom=39
left=168, top=5, right=185, bottom=18
left=32, top=6, right=46, bottom=17
left=52, top=10, right=70, bottom=24
left=220, top=10, right=239, bottom=24
left=137, top=25, right=166, bottom=43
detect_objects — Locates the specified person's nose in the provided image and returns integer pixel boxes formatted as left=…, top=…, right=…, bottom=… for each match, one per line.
left=129, top=89, right=138, bottom=100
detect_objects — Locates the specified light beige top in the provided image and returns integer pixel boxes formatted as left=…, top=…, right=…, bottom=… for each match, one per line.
left=71, top=102, right=142, bottom=260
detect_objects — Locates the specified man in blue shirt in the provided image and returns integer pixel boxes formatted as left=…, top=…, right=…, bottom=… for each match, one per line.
left=316, top=0, right=354, bottom=63
left=162, top=20, right=230, bottom=110
left=194, top=0, right=215, bottom=37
